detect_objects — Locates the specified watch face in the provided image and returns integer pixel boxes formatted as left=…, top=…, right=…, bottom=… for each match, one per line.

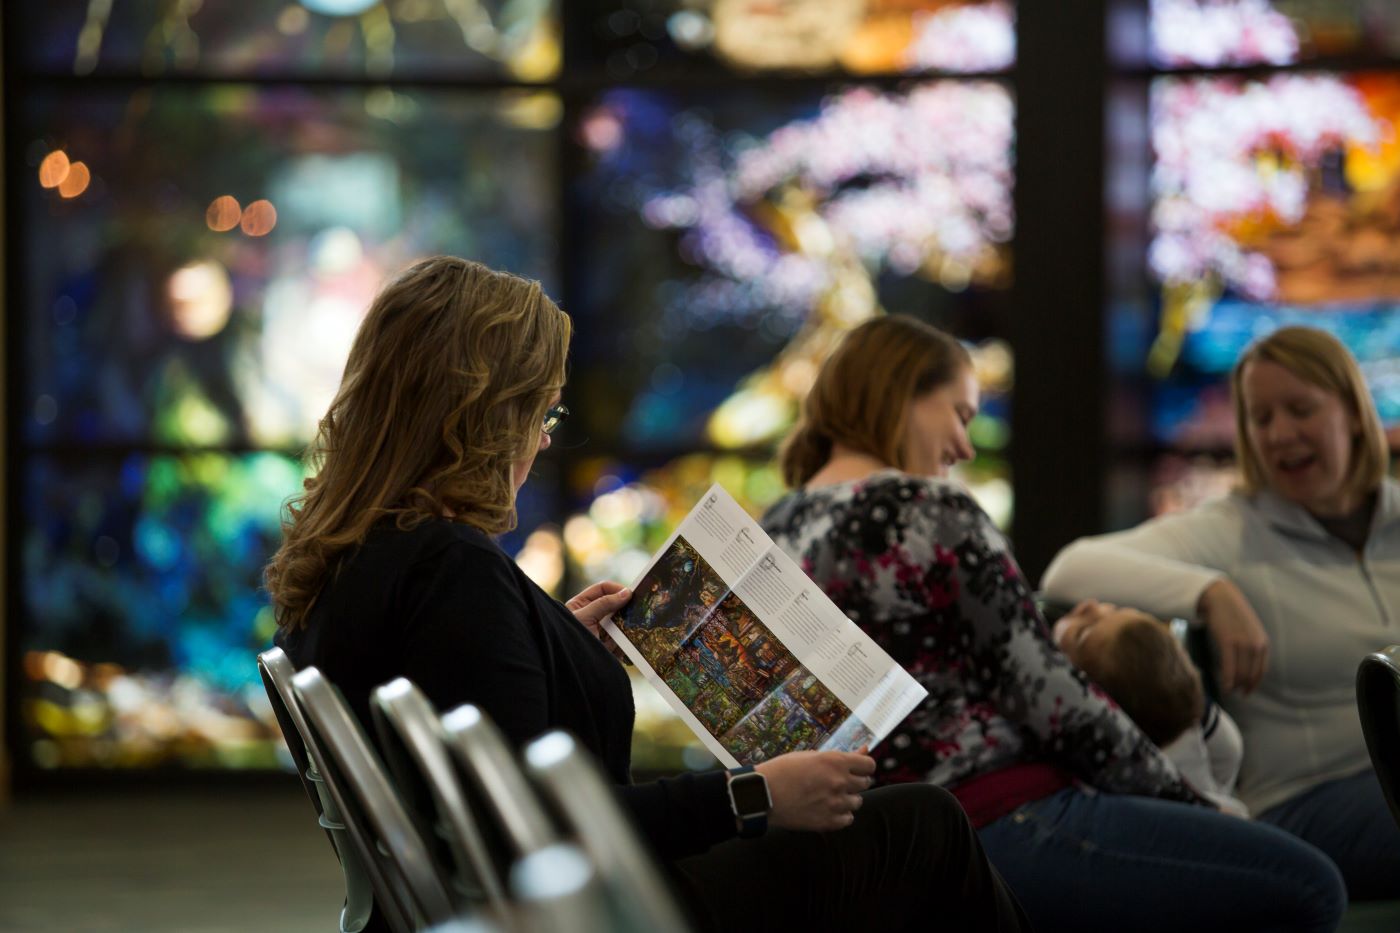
left=730, top=772, right=772, bottom=816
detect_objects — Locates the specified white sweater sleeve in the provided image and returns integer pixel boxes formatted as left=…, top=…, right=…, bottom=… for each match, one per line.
left=1202, top=702, right=1243, bottom=793
left=1040, top=499, right=1240, bottom=623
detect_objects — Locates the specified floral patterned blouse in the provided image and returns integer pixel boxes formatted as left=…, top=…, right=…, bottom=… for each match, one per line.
left=761, top=470, right=1200, bottom=803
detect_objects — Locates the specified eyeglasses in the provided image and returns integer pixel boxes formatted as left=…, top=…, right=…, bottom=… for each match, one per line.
left=543, top=403, right=570, bottom=435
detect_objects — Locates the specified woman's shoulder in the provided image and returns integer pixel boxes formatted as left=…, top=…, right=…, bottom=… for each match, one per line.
left=361, top=515, right=514, bottom=575
left=852, top=470, right=987, bottom=521
left=764, top=470, right=988, bottom=538
left=1134, top=491, right=1250, bottom=531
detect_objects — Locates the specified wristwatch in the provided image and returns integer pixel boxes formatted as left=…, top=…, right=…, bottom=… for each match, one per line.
left=726, top=765, right=772, bottom=839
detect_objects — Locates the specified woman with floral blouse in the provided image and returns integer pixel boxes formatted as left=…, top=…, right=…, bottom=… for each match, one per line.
left=761, top=315, right=1345, bottom=933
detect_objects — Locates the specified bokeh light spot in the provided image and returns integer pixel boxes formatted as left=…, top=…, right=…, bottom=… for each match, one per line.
left=38, top=150, right=70, bottom=189
left=57, top=161, right=90, bottom=198
left=240, top=199, right=278, bottom=236
left=298, top=0, right=379, bottom=16
left=167, top=260, right=234, bottom=340
left=205, top=195, right=242, bottom=232
left=277, top=4, right=310, bottom=34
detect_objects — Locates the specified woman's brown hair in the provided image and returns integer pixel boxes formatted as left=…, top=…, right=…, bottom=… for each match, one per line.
left=1230, top=325, right=1387, bottom=503
left=779, top=315, right=972, bottom=488
left=264, top=256, right=571, bottom=629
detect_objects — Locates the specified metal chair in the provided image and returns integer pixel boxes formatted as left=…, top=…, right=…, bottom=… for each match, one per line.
left=438, top=703, right=560, bottom=876
left=292, top=666, right=457, bottom=932
left=522, top=731, right=693, bottom=933
left=509, top=843, right=616, bottom=933
left=371, top=679, right=507, bottom=913
left=257, top=648, right=380, bottom=933
left=1356, top=646, right=1400, bottom=829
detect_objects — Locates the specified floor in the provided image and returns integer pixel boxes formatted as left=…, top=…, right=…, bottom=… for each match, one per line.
left=0, top=782, right=344, bottom=932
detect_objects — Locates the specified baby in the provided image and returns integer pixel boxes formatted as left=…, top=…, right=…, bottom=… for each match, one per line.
left=1053, top=600, right=1248, bottom=816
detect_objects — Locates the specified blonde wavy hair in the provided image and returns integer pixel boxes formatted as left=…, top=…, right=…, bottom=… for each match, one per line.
left=779, top=315, right=971, bottom=488
left=265, top=256, right=571, bottom=630
left=1231, top=325, right=1387, bottom=504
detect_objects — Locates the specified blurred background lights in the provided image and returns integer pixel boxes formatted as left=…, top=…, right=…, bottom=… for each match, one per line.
left=239, top=199, right=277, bottom=236
left=34, top=394, right=58, bottom=426
left=579, top=108, right=624, bottom=152
left=309, top=226, right=364, bottom=276
left=514, top=527, right=565, bottom=593
left=25, top=650, right=85, bottom=691
left=297, top=0, right=380, bottom=16
left=277, top=4, right=311, bottom=34
left=205, top=195, right=242, bottom=232
left=667, top=11, right=714, bottom=50
left=38, top=150, right=70, bottom=188
left=166, top=260, right=234, bottom=340
left=57, top=161, right=91, bottom=199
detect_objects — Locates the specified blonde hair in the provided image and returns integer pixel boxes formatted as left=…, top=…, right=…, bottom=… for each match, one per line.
left=1231, top=326, right=1387, bottom=502
left=265, top=256, right=571, bottom=629
left=779, top=316, right=971, bottom=488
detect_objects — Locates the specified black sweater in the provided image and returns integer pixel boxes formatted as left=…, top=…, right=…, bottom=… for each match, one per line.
left=276, top=517, right=736, bottom=860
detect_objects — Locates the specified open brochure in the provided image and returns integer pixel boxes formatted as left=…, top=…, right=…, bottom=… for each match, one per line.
left=601, top=484, right=928, bottom=768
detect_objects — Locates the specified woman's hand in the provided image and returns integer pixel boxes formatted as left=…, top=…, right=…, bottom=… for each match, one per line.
left=1197, top=578, right=1270, bottom=695
left=754, top=750, right=876, bottom=832
left=566, top=581, right=632, bottom=663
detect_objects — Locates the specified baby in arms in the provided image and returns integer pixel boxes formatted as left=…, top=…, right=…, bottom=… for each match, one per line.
left=1053, top=600, right=1248, bottom=817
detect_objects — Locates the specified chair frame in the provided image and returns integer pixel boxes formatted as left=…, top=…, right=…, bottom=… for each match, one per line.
left=371, top=679, right=508, bottom=912
left=258, top=648, right=382, bottom=933
left=509, top=842, right=614, bottom=933
left=523, top=731, right=693, bottom=933
left=292, top=666, right=457, bottom=932
left=439, top=704, right=560, bottom=860
left=1357, top=646, right=1400, bottom=828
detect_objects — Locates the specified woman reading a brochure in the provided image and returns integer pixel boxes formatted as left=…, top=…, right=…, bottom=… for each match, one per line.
left=760, top=315, right=1346, bottom=933
left=265, top=257, right=1028, bottom=933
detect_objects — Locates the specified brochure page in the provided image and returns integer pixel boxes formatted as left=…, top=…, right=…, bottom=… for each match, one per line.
left=602, top=484, right=928, bottom=768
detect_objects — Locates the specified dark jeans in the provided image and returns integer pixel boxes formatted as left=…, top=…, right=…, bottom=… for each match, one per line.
left=673, top=784, right=1030, bottom=932
left=1258, top=767, right=1400, bottom=900
left=979, top=786, right=1345, bottom=933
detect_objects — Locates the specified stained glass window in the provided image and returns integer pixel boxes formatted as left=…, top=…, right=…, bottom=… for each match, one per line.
left=16, top=74, right=559, bottom=767
left=23, top=86, right=559, bottom=449
left=11, top=5, right=1016, bottom=773
left=1148, top=0, right=1400, bottom=69
left=577, top=0, right=1015, bottom=78
left=1113, top=2, right=1400, bottom=517
left=16, top=1, right=560, bottom=80
left=561, top=81, right=1015, bottom=584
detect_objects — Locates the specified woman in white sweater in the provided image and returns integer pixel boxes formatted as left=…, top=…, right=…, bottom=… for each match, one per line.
left=1043, top=325, right=1400, bottom=900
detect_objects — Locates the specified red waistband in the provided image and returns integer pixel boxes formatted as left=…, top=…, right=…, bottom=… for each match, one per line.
left=951, top=762, right=1073, bottom=828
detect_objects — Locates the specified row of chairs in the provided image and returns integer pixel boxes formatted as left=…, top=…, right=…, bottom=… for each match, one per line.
left=256, top=642, right=1400, bottom=931
left=256, top=647, right=693, bottom=932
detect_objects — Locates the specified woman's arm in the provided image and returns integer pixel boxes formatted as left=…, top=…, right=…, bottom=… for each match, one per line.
left=910, top=488, right=1205, bottom=803
left=402, top=542, right=873, bottom=858
left=1042, top=502, right=1269, bottom=694
left=1200, top=701, right=1244, bottom=796
left=1040, top=503, right=1243, bottom=622
left=400, top=542, right=736, bottom=858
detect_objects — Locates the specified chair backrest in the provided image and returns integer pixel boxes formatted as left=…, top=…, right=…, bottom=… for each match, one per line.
left=439, top=704, right=560, bottom=869
left=257, top=647, right=321, bottom=807
left=1357, top=646, right=1400, bottom=829
left=371, top=679, right=507, bottom=912
left=509, top=843, right=617, bottom=933
left=522, top=732, right=693, bottom=933
left=292, top=666, right=458, bottom=932
left=258, top=648, right=381, bottom=933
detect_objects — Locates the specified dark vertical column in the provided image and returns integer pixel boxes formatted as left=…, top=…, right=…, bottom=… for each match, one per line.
left=1, top=4, right=18, bottom=794
left=1010, top=1, right=1110, bottom=583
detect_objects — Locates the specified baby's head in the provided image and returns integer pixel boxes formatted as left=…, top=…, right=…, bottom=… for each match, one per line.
left=1053, top=601, right=1204, bottom=747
